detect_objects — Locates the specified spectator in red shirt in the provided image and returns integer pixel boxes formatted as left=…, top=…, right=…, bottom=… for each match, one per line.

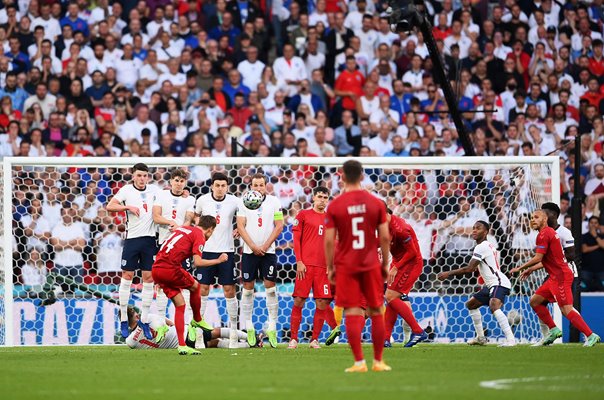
left=433, top=13, right=452, bottom=41
left=581, top=77, right=603, bottom=108
left=334, top=56, right=365, bottom=111
left=507, top=40, right=531, bottom=88
left=589, top=39, right=604, bottom=79
left=228, top=92, right=253, bottom=130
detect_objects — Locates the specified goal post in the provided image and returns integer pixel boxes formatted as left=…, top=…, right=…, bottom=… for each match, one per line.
left=1, top=156, right=561, bottom=346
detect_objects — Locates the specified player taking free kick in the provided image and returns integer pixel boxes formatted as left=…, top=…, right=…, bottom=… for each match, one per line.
left=324, top=160, right=391, bottom=373
left=289, top=186, right=338, bottom=349
left=511, top=210, right=600, bottom=347
left=152, top=215, right=229, bottom=355
left=438, top=221, right=516, bottom=346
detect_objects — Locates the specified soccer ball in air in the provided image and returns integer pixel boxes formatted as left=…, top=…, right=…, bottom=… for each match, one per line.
left=243, top=190, right=263, bottom=210
left=507, top=309, right=523, bottom=326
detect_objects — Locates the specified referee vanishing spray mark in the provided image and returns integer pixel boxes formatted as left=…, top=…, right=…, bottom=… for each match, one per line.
left=480, top=375, right=604, bottom=391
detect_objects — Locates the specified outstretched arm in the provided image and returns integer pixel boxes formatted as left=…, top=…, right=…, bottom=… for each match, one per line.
left=437, top=258, right=479, bottom=281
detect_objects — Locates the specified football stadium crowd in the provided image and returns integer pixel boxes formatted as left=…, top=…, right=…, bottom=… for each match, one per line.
left=3, top=0, right=604, bottom=291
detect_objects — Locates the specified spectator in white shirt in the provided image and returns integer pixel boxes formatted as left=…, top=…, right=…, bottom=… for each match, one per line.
left=114, top=44, right=141, bottom=90
left=368, top=123, right=394, bottom=156
left=21, top=249, right=47, bottom=289
left=237, top=46, right=265, bottom=91
left=122, top=104, right=159, bottom=146
left=273, top=43, right=306, bottom=96
left=50, top=205, right=87, bottom=288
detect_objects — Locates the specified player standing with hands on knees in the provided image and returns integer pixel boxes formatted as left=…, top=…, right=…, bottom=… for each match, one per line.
left=237, top=173, right=284, bottom=348
left=288, top=186, right=338, bottom=349
left=106, top=163, right=159, bottom=340
left=152, top=168, right=196, bottom=319
left=324, top=160, right=391, bottom=373
left=438, top=221, right=516, bottom=347
left=511, top=210, right=600, bottom=347
left=152, top=215, right=228, bottom=355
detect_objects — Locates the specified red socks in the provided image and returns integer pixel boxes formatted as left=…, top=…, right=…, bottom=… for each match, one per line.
left=290, top=305, right=302, bottom=341
left=532, top=304, right=557, bottom=329
left=567, top=310, right=593, bottom=337
left=345, top=315, right=365, bottom=362
left=312, top=308, right=326, bottom=340
left=174, top=304, right=186, bottom=346
left=324, top=305, right=337, bottom=329
left=371, top=315, right=386, bottom=362
left=388, top=298, right=423, bottom=334
left=384, top=305, right=398, bottom=340
left=190, top=286, right=202, bottom=322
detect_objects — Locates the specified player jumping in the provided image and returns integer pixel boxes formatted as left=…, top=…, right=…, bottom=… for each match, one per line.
left=195, top=172, right=241, bottom=348
left=288, top=186, right=338, bottom=349
left=384, top=208, right=428, bottom=348
left=325, top=160, right=391, bottom=373
left=438, top=221, right=517, bottom=346
left=152, top=215, right=229, bottom=355
left=237, top=173, right=284, bottom=348
left=511, top=210, right=600, bottom=347
left=107, top=163, right=159, bottom=339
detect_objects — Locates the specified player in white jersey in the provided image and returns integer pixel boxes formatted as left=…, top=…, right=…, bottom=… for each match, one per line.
left=106, top=163, right=159, bottom=339
left=194, top=172, right=241, bottom=348
left=530, top=202, right=578, bottom=345
left=152, top=168, right=195, bottom=317
left=237, top=173, right=284, bottom=348
left=124, top=307, right=263, bottom=350
left=438, top=220, right=517, bottom=346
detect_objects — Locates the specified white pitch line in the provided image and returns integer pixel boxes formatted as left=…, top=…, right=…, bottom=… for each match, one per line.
left=480, top=375, right=604, bottom=391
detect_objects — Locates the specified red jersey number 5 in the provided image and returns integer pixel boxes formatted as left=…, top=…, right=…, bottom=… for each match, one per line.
left=258, top=217, right=263, bottom=227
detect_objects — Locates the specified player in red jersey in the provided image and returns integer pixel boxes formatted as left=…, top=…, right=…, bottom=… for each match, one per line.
left=383, top=208, right=428, bottom=348
left=152, top=215, right=229, bottom=355
left=511, top=210, right=600, bottom=347
left=324, top=160, right=391, bottom=372
left=288, top=186, right=339, bottom=349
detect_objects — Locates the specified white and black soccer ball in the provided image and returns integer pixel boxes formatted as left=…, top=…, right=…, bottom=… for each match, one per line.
left=242, top=190, right=263, bottom=210
left=507, top=309, right=523, bottom=326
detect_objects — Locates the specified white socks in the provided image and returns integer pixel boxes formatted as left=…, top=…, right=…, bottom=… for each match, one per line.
left=493, top=309, right=516, bottom=343
left=119, top=278, right=132, bottom=322
left=226, top=296, right=238, bottom=328
left=217, top=340, right=249, bottom=348
left=156, top=288, right=169, bottom=317
left=241, top=288, right=254, bottom=330
left=266, top=286, right=278, bottom=332
left=402, top=321, right=411, bottom=343
left=539, top=320, right=550, bottom=339
left=140, top=282, right=154, bottom=324
left=469, top=308, right=485, bottom=338
left=200, top=295, right=209, bottom=318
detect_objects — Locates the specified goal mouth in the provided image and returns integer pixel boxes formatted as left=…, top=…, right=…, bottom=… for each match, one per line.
left=1, top=156, right=560, bottom=346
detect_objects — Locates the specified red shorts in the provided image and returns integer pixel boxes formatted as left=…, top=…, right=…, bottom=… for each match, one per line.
left=335, top=267, right=384, bottom=309
left=293, top=265, right=332, bottom=299
left=387, top=261, right=422, bottom=294
left=535, top=278, right=574, bottom=306
left=152, top=267, right=196, bottom=299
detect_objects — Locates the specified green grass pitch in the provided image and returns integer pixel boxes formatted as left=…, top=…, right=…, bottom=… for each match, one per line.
left=1, top=344, right=603, bottom=400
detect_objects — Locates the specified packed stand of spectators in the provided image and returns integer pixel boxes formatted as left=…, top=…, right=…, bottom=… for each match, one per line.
left=3, top=0, right=604, bottom=291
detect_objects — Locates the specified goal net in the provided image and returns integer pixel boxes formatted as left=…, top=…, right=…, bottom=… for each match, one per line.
left=1, top=156, right=560, bottom=346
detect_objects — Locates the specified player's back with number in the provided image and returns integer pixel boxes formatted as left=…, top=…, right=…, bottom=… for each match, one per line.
left=537, top=226, right=573, bottom=282
left=326, top=191, right=386, bottom=270
left=155, top=226, right=206, bottom=268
